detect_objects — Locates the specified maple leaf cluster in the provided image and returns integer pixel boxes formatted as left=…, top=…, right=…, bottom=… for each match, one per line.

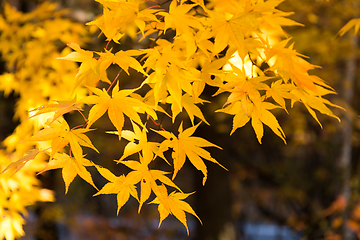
left=0, top=0, right=342, bottom=236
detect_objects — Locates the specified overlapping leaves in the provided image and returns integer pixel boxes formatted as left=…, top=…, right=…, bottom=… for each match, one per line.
left=1, top=0, right=343, bottom=236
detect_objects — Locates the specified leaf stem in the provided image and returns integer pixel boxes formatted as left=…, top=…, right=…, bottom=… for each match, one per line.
left=147, top=4, right=161, bottom=9
left=149, top=115, right=166, bottom=131
left=105, top=40, right=111, bottom=51
left=71, top=124, right=86, bottom=130
left=78, top=109, right=88, bottom=123
left=106, top=69, right=123, bottom=93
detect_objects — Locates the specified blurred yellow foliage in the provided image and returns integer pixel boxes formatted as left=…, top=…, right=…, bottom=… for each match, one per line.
left=0, top=2, right=89, bottom=239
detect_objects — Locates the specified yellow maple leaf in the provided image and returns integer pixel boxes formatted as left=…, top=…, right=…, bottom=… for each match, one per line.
left=143, top=65, right=196, bottom=111
left=157, top=0, right=203, bottom=36
left=206, top=9, right=255, bottom=57
left=28, top=98, right=83, bottom=124
left=166, top=93, right=210, bottom=125
left=86, top=6, right=126, bottom=43
left=250, top=100, right=286, bottom=144
left=338, top=18, right=360, bottom=37
left=97, top=49, right=147, bottom=76
left=1, top=149, right=40, bottom=175
left=39, top=153, right=98, bottom=194
left=91, top=0, right=160, bottom=40
left=290, top=88, right=342, bottom=127
left=108, top=121, right=166, bottom=163
left=254, top=0, right=302, bottom=33
left=154, top=122, right=225, bottom=185
left=142, top=40, right=196, bottom=109
left=24, top=118, right=98, bottom=161
left=149, top=184, right=201, bottom=235
left=217, top=97, right=286, bottom=144
left=265, top=79, right=296, bottom=112
left=95, top=155, right=180, bottom=214
left=84, top=82, right=157, bottom=139
left=220, top=71, right=271, bottom=107
left=58, top=43, right=109, bottom=90
left=94, top=165, right=139, bottom=214
left=262, top=38, right=325, bottom=93
left=118, top=156, right=181, bottom=212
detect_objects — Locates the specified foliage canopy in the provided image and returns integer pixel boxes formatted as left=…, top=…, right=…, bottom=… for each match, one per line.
left=0, top=0, right=342, bottom=238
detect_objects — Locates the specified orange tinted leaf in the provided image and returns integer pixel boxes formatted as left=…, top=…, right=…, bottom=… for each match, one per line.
left=291, top=88, right=342, bottom=127
left=1, top=149, right=40, bottom=175
left=29, top=98, right=83, bottom=124
left=218, top=98, right=286, bottom=144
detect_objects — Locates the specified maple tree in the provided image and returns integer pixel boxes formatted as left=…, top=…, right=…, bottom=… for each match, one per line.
left=0, top=0, right=344, bottom=238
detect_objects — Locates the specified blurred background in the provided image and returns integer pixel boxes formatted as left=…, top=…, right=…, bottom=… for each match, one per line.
left=1, top=0, right=360, bottom=239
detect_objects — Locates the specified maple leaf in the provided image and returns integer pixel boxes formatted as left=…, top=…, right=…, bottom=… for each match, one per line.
left=250, top=100, right=286, bottom=144
left=28, top=98, right=83, bottom=124
left=154, top=122, right=225, bottom=185
left=91, top=0, right=160, bottom=40
left=143, top=65, right=196, bottom=111
left=197, top=56, right=232, bottom=88
left=262, top=38, right=323, bottom=92
left=108, top=121, right=166, bottom=163
left=253, top=0, right=302, bottom=33
left=130, top=91, right=169, bottom=115
left=94, top=155, right=180, bottom=214
left=1, top=149, right=40, bottom=175
left=58, top=43, right=109, bottom=90
left=157, top=0, right=203, bottom=36
left=141, top=38, right=201, bottom=108
left=338, top=18, right=360, bottom=37
left=97, top=49, right=147, bottom=76
left=84, top=82, right=157, bottom=139
left=117, top=155, right=181, bottom=212
left=265, top=79, right=296, bottom=112
left=23, top=119, right=98, bottom=161
left=204, top=0, right=302, bottom=57
left=206, top=10, right=253, bottom=58
left=94, top=165, right=139, bottom=214
left=38, top=153, right=98, bottom=193
left=219, top=69, right=271, bottom=107
left=166, top=93, right=210, bottom=125
left=86, top=6, right=126, bottom=43
left=290, top=88, right=342, bottom=127
left=135, top=7, right=160, bottom=32
left=218, top=97, right=286, bottom=144
left=149, top=184, right=201, bottom=234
